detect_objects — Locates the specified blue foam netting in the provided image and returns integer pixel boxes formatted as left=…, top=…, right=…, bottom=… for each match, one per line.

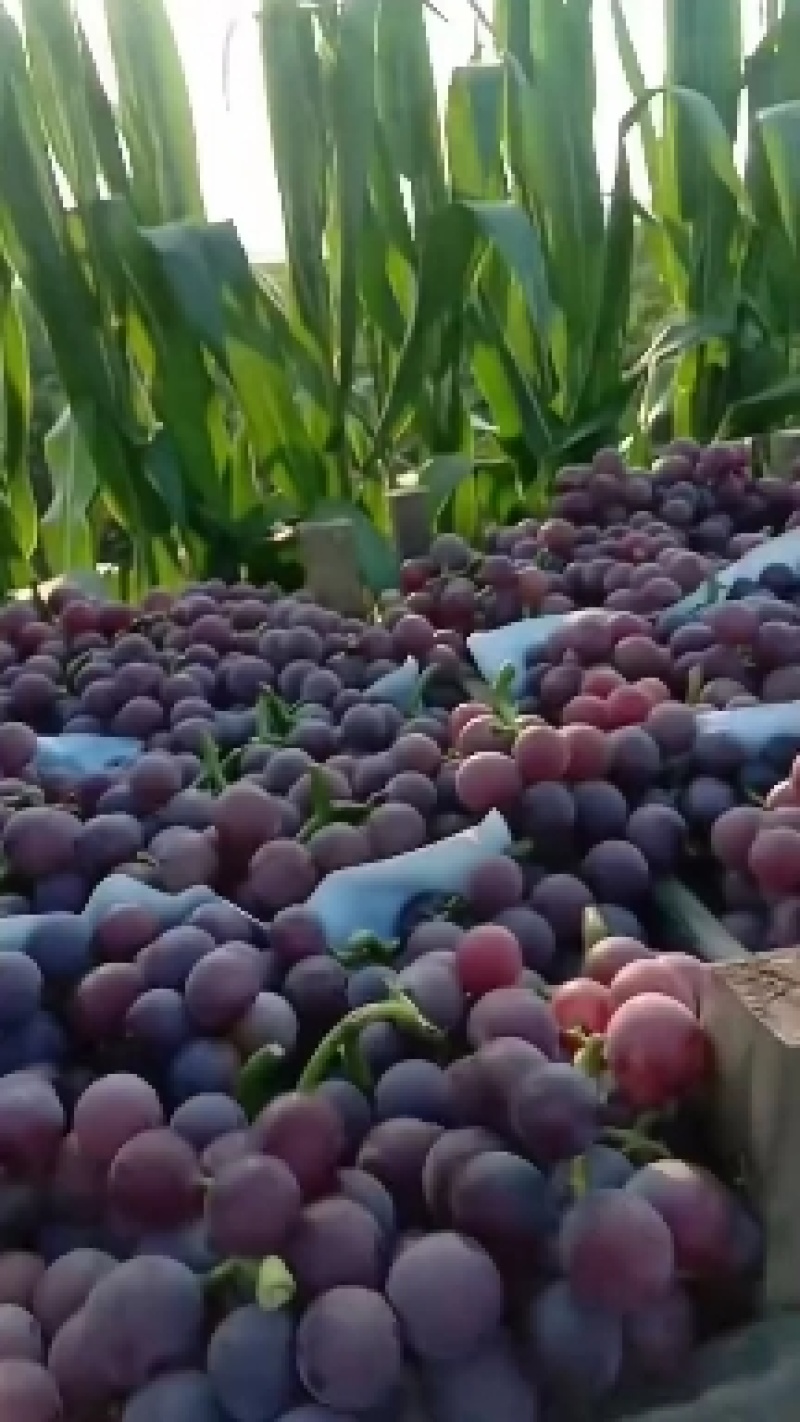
left=696, top=701, right=800, bottom=753
left=0, top=875, right=218, bottom=955
left=468, top=616, right=571, bottom=693
left=364, top=657, right=421, bottom=711
left=305, top=810, right=511, bottom=949
left=658, top=528, right=800, bottom=632
left=0, top=812, right=511, bottom=955
left=32, top=734, right=143, bottom=779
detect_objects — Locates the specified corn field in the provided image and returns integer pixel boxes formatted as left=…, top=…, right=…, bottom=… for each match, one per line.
left=2, top=0, right=800, bottom=596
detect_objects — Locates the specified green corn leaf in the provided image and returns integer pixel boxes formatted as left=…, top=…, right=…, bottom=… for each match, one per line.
left=446, top=62, right=507, bottom=200
left=375, top=0, right=447, bottom=228
left=103, top=0, right=205, bottom=224
left=327, top=0, right=379, bottom=440
left=756, top=100, right=800, bottom=249
left=717, top=374, right=800, bottom=437
left=609, top=0, right=660, bottom=194
left=258, top=0, right=331, bottom=371
left=0, top=261, right=35, bottom=557
left=420, top=453, right=474, bottom=519
left=41, top=405, right=97, bottom=573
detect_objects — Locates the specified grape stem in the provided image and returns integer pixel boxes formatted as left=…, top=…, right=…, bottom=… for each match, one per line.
left=602, top=1126, right=673, bottom=1161
left=298, top=994, right=441, bottom=1090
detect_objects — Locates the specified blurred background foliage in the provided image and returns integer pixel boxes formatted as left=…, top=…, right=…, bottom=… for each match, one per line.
left=2, top=0, right=800, bottom=595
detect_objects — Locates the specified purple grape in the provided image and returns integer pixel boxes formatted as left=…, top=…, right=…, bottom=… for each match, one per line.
left=73, top=1074, right=164, bottom=1169
left=126, top=988, right=190, bottom=1056
left=357, top=1120, right=443, bottom=1224
left=168, top=1039, right=240, bottom=1103
left=0, top=955, right=42, bottom=1029
left=74, top=813, right=144, bottom=880
left=374, top=1061, right=455, bottom=1127
left=170, top=1094, right=247, bottom=1150
left=138, top=926, right=215, bottom=990
left=184, top=947, right=261, bottom=1032
left=233, top=991, right=299, bottom=1056
left=247, top=840, right=317, bottom=912
left=252, top=1094, right=345, bottom=1198
left=79, top=1256, right=204, bottom=1394
left=449, top=1149, right=556, bottom=1263
left=314, top=1081, right=372, bottom=1156
left=0, top=1304, right=43, bottom=1362
left=385, top=1231, right=504, bottom=1361
left=0, top=1360, right=63, bottom=1422
left=423, top=1334, right=539, bottom=1422
left=31, top=1250, right=115, bottom=1339
left=295, top=1288, right=403, bottom=1413
left=205, top=1155, right=302, bottom=1258
left=107, top=1129, right=202, bottom=1229
left=122, top=1370, right=224, bottom=1422
left=526, top=1280, right=623, bottom=1402
left=337, top=1169, right=396, bottom=1238
left=208, top=1306, right=297, bottom=1422
left=286, top=1197, right=387, bottom=1297
left=0, top=1075, right=65, bottom=1174
left=508, top=1062, right=603, bottom=1163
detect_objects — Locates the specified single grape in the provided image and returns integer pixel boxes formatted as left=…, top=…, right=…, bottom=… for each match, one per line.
left=374, top=1061, right=455, bottom=1128
left=455, top=753, right=522, bottom=814
left=208, top=1306, right=297, bottom=1422
left=552, top=978, right=613, bottom=1034
left=0, top=955, right=42, bottom=1029
left=0, top=1075, right=65, bottom=1175
left=466, top=988, right=560, bottom=1058
left=356, top=1120, right=443, bottom=1225
left=422, top=1333, right=539, bottom=1422
left=464, top=856, right=525, bottom=916
left=252, top=1094, right=345, bottom=1198
left=421, top=1127, right=502, bottom=1222
left=72, top=1074, right=164, bottom=1170
left=184, top=948, right=261, bottom=1033
left=295, top=1287, right=403, bottom=1413
left=560, top=1187, right=675, bottom=1313
left=583, top=935, right=655, bottom=985
left=0, top=1304, right=43, bottom=1362
left=455, top=925, right=523, bottom=996
left=170, top=1095, right=247, bottom=1151
left=526, top=1279, right=623, bottom=1403
left=205, top=1155, right=302, bottom=1259
left=605, top=993, right=713, bottom=1108
left=234, top=992, right=299, bottom=1057
left=385, top=1231, right=504, bottom=1361
left=268, top=908, right=327, bottom=967
left=107, top=1129, right=202, bottom=1229
left=449, top=1149, right=556, bottom=1263
left=493, top=908, right=556, bottom=971
left=626, top=1160, right=738, bottom=1279
left=550, top=1144, right=635, bottom=1207
left=26, top=914, right=93, bottom=984
left=625, top=1285, right=696, bottom=1379
left=122, top=1370, right=224, bottom=1422
left=32, top=1250, right=115, bottom=1340
left=71, top=963, right=143, bottom=1041
left=0, top=1360, right=63, bottom=1422
left=79, top=1256, right=204, bottom=1395
left=286, top=1197, right=387, bottom=1297
left=508, top=1063, right=603, bottom=1164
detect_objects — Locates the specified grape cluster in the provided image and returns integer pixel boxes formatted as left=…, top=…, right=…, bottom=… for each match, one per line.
left=396, top=441, right=800, bottom=635
left=0, top=895, right=759, bottom=1421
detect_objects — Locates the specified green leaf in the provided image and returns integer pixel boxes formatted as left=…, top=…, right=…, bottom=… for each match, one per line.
left=420, top=454, right=474, bottom=519
left=756, top=101, right=800, bottom=250
left=258, top=0, right=331, bottom=370
left=375, top=0, right=447, bottom=227
left=41, top=405, right=97, bottom=573
left=446, top=62, right=506, bottom=200
left=0, top=263, right=35, bottom=559
left=327, top=0, right=379, bottom=438
left=609, top=0, right=660, bottom=191
left=103, top=0, right=205, bottom=223
left=717, top=374, right=800, bottom=437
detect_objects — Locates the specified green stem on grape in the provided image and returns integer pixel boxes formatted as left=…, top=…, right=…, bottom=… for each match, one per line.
left=298, top=994, right=441, bottom=1091
left=256, top=1257, right=296, bottom=1311
left=582, top=907, right=610, bottom=955
left=341, top=1036, right=374, bottom=1093
left=508, top=839, right=536, bottom=862
left=570, top=1154, right=589, bottom=1199
left=337, top=932, right=397, bottom=967
left=204, top=1258, right=259, bottom=1298
left=573, top=1035, right=607, bottom=1078
left=602, top=1126, right=673, bottom=1161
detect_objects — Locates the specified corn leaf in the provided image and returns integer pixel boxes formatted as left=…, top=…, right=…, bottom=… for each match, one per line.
left=103, top=0, right=205, bottom=224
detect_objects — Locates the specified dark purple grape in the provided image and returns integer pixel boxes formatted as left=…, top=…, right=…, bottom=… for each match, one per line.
left=467, top=988, right=560, bottom=1057
left=138, top=926, right=215, bottom=990
left=73, top=1074, right=164, bottom=1169
left=357, top=1120, right=443, bottom=1224
left=581, top=841, right=651, bottom=904
left=283, top=958, right=348, bottom=1036
left=205, top=1155, right=302, bottom=1258
left=295, top=1289, right=403, bottom=1411
left=0, top=1359, right=63, bottom=1422
left=94, top=904, right=159, bottom=962
left=367, top=803, right=426, bottom=858
left=252, top=1094, right=345, bottom=1198
left=374, top=1061, right=455, bottom=1127
left=208, top=1305, right=297, bottom=1422
left=107, top=1129, right=202, bottom=1229
left=31, top=1250, right=115, bottom=1340
left=168, top=1039, right=240, bottom=1103
left=126, top=988, right=190, bottom=1056
left=337, top=1168, right=396, bottom=1238
left=526, top=1280, right=623, bottom=1403
left=530, top=874, right=593, bottom=939
left=464, top=856, right=524, bottom=915
left=573, top=781, right=628, bottom=845
left=385, top=1231, right=504, bottom=1361
left=493, top=908, right=555, bottom=970
left=314, top=1081, right=372, bottom=1156
left=286, top=1197, right=387, bottom=1297
left=449, top=1150, right=556, bottom=1262
left=247, top=840, right=317, bottom=912
left=508, top=1063, right=603, bottom=1163
left=184, top=948, right=261, bottom=1033
left=79, top=1256, right=204, bottom=1395
left=422, top=1334, right=539, bottom=1422
left=0, top=1304, right=43, bottom=1362
left=26, top=914, right=93, bottom=984
left=0, top=1075, right=64, bottom=1174
left=74, top=814, right=144, bottom=880
left=122, top=1370, right=223, bottom=1422
left=170, top=1094, right=247, bottom=1151
left=233, top=992, right=299, bottom=1056
left=0, top=955, right=42, bottom=1029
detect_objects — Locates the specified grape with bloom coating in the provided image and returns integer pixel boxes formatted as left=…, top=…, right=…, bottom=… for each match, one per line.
left=385, top=1232, right=504, bottom=1361
left=559, top=1188, right=676, bottom=1313
left=606, top=993, right=713, bottom=1109
left=295, top=1288, right=403, bottom=1413
left=208, top=1305, right=297, bottom=1422
left=205, top=1155, right=302, bottom=1259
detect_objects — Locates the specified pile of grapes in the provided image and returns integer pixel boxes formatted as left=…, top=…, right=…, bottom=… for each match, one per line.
left=395, top=440, right=800, bottom=634
left=1, top=437, right=796, bottom=1420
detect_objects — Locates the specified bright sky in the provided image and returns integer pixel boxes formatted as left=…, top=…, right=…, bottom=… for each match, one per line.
left=14, top=0, right=769, bottom=259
